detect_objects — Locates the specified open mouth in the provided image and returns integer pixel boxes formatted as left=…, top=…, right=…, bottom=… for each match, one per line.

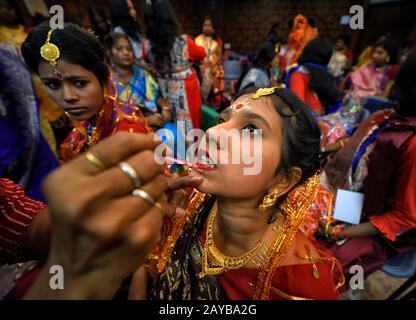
left=196, top=154, right=217, bottom=170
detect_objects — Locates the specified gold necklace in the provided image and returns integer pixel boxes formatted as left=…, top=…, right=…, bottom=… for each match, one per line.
left=199, top=204, right=280, bottom=278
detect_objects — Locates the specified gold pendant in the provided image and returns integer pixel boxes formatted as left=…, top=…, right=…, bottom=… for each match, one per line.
left=312, top=265, right=320, bottom=279
left=199, top=249, right=223, bottom=278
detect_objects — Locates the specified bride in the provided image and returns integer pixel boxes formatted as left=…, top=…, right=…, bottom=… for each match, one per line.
left=132, top=87, right=343, bottom=300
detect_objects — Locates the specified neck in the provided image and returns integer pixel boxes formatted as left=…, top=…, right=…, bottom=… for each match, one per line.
left=214, top=196, right=272, bottom=254
left=114, top=64, right=132, bottom=79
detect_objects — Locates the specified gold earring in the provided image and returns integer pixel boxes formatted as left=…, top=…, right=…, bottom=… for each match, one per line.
left=259, top=188, right=280, bottom=213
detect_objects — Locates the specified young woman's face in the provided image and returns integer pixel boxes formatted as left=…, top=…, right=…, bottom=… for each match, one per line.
left=335, top=38, right=346, bottom=51
left=190, top=94, right=287, bottom=200
left=202, top=19, right=214, bottom=36
left=111, top=37, right=134, bottom=68
left=38, top=60, right=104, bottom=121
left=372, top=46, right=390, bottom=67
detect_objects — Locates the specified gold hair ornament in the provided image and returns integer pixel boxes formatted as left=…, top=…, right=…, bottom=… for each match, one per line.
left=252, top=85, right=286, bottom=99
left=40, top=29, right=60, bottom=67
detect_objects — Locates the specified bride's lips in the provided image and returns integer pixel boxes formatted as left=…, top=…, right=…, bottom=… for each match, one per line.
left=195, top=148, right=218, bottom=173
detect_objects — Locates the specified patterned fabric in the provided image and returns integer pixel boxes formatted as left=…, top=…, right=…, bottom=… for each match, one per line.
left=0, top=178, right=45, bottom=264
left=0, top=44, right=58, bottom=201
left=328, top=51, right=348, bottom=77
left=350, top=63, right=388, bottom=103
left=112, top=65, right=159, bottom=112
left=59, top=90, right=150, bottom=162
left=149, top=193, right=228, bottom=300
left=149, top=190, right=341, bottom=300
left=286, top=15, right=318, bottom=66
left=143, top=35, right=205, bottom=130
left=195, top=34, right=225, bottom=106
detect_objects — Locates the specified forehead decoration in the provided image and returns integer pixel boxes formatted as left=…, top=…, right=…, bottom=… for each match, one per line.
left=40, top=29, right=60, bottom=67
left=230, top=98, right=252, bottom=113
left=252, top=85, right=285, bottom=99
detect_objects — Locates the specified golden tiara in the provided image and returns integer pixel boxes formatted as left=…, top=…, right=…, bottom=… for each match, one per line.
left=40, top=29, right=60, bottom=67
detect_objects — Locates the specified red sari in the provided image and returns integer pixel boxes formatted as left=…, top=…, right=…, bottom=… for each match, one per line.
left=311, top=110, right=416, bottom=280
left=148, top=187, right=342, bottom=300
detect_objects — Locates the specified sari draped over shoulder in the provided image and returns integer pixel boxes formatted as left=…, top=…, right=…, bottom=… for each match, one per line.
left=59, top=84, right=150, bottom=162
left=147, top=175, right=343, bottom=300
left=311, top=109, right=416, bottom=280
left=111, top=65, right=159, bottom=112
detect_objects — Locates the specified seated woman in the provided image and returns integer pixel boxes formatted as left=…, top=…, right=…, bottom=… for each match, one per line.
left=313, top=53, right=416, bottom=283
left=106, top=32, right=172, bottom=131
left=133, top=87, right=344, bottom=300
left=237, top=42, right=278, bottom=92
left=21, top=22, right=150, bottom=162
left=344, top=36, right=399, bottom=104
left=285, top=38, right=339, bottom=116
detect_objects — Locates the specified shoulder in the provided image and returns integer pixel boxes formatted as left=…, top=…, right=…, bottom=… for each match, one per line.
left=269, top=232, right=341, bottom=300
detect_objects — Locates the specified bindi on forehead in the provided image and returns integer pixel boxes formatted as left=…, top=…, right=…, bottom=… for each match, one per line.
left=230, top=97, right=254, bottom=113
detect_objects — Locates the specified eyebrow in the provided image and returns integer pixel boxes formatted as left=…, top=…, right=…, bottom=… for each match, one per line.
left=219, top=108, right=232, bottom=118
left=41, top=76, right=87, bottom=81
left=219, top=108, right=271, bottom=131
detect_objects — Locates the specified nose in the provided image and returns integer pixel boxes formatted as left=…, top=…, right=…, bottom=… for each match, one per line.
left=61, top=83, right=78, bottom=104
left=205, top=122, right=233, bottom=151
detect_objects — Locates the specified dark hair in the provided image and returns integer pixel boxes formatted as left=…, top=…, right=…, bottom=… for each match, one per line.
left=253, top=42, right=276, bottom=70
left=110, top=0, right=140, bottom=40
left=202, top=16, right=213, bottom=25
left=235, top=42, right=275, bottom=90
left=0, top=0, right=24, bottom=25
left=144, top=0, right=180, bottom=74
left=88, top=6, right=111, bottom=43
left=297, top=38, right=339, bottom=108
left=21, top=22, right=109, bottom=85
left=337, top=34, right=351, bottom=47
left=374, top=36, right=399, bottom=65
left=391, top=53, right=416, bottom=117
left=308, top=17, right=316, bottom=28
left=105, top=32, right=132, bottom=51
left=233, top=87, right=320, bottom=184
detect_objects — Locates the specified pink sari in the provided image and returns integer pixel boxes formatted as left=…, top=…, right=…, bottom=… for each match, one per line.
left=350, top=62, right=388, bottom=102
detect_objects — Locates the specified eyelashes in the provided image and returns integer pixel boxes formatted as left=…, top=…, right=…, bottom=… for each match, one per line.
left=43, top=80, right=88, bottom=90
left=216, top=118, right=263, bottom=137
